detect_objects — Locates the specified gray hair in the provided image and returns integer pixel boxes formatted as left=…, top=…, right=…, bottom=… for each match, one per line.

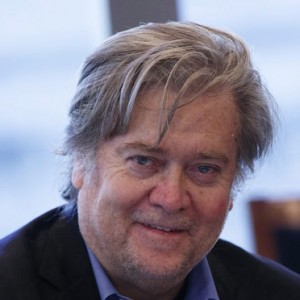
left=61, top=21, right=277, bottom=202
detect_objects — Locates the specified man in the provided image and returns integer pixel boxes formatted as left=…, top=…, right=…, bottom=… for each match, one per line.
left=0, top=22, right=299, bottom=300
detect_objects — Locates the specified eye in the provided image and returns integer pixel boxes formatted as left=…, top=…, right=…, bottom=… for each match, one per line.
left=197, top=165, right=212, bottom=174
left=134, top=155, right=152, bottom=166
left=127, top=155, right=160, bottom=178
left=188, top=164, right=221, bottom=185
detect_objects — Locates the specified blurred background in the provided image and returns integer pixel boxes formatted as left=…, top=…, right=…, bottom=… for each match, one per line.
left=1, top=0, right=300, bottom=258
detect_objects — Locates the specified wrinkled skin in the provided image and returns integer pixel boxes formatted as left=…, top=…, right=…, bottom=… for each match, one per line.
left=73, top=89, right=239, bottom=300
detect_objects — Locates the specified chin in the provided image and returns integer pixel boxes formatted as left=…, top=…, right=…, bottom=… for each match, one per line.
left=122, top=250, right=194, bottom=284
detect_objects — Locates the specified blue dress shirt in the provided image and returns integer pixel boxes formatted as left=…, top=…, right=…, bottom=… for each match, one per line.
left=87, top=247, right=219, bottom=300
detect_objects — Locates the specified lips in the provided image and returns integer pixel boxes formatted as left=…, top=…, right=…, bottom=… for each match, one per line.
left=139, top=221, right=186, bottom=234
left=132, top=213, right=191, bottom=235
left=132, top=219, right=190, bottom=252
left=147, top=223, right=177, bottom=232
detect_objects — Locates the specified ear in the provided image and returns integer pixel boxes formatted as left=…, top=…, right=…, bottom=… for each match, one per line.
left=71, top=157, right=85, bottom=189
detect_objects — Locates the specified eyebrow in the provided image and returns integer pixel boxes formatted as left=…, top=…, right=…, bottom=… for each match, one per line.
left=197, top=152, right=229, bottom=164
left=116, top=142, right=163, bottom=155
left=116, top=142, right=230, bottom=164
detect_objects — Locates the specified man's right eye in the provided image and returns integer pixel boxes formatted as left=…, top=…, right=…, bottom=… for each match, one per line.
left=126, top=155, right=161, bottom=178
left=134, top=155, right=152, bottom=166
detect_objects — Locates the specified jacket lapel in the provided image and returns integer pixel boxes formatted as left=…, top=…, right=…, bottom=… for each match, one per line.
left=37, top=211, right=100, bottom=300
left=207, top=241, right=240, bottom=300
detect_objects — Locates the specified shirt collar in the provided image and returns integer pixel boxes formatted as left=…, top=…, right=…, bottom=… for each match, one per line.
left=87, top=247, right=130, bottom=300
left=87, top=247, right=219, bottom=300
left=184, top=257, right=219, bottom=300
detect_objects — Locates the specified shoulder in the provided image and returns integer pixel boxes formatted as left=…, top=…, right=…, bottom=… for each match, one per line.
left=0, top=206, right=75, bottom=298
left=0, top=206, right=69, bottom=255
left=208, top=239, right=300, bottom=300
left=0, top=206, right=63, bottom=264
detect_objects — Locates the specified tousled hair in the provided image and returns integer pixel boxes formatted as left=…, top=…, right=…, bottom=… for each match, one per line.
left=61, top=21, right=277, bottom=202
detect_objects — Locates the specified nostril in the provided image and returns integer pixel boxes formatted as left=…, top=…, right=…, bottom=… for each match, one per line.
left=148, top=181, right=189, bottom=213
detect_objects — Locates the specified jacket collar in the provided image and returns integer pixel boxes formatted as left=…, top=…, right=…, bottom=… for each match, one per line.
left=38, top=207, right=100, bottom=300
left=207, top=241, right=239, bottom=300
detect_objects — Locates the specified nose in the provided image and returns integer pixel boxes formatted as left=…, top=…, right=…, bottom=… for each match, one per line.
left=149, top=165, right=191, bottom=213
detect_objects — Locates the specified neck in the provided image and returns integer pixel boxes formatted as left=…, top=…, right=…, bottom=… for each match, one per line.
left=114, top=275, right=186, bottom=300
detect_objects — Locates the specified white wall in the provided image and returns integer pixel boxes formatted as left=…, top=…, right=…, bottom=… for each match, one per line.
left=0, top=0, right=109, bottom=237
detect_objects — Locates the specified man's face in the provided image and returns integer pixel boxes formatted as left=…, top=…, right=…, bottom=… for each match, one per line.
left=73, top=89, right=239, bottom=298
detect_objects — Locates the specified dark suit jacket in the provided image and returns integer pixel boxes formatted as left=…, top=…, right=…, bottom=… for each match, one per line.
left=0, top=206, right=299, bottom=300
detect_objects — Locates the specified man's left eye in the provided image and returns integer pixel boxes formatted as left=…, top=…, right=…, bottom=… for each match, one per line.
left=188, top=164, right=221, bottom=185
left=197, top=165, right=213, bottom=174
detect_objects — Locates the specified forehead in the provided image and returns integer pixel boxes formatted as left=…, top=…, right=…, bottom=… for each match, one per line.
left=128, top=88, right=239, bottom=139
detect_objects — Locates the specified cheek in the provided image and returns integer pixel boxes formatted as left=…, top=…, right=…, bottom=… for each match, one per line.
left=101, top=173, right=152, bottom=210
left=77, top=181, right=120, bottom=248
left=194, top=190, right=231, bottom=223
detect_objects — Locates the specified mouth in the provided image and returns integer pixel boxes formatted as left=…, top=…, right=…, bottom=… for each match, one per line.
left=132, top=213, right=191, bottom=237
left=142, top=222, right=184, bottom=233
left=133, top=221, right=188, bottom=253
